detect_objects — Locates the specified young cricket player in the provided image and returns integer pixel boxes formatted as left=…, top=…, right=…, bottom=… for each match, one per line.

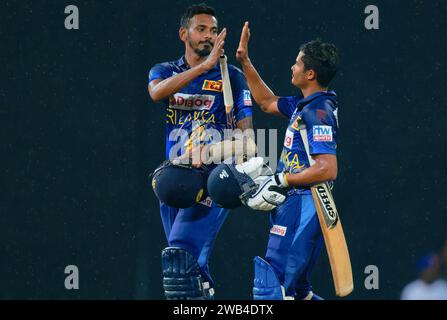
left=147, top=5, right=254, bottom=299
left=236, top=22, right=340, bottom=300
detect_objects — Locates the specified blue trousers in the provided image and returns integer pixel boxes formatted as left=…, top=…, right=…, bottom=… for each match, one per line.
left=160, top=201, right=228, bottom=286
left=265, top=192, right=324, bottom=298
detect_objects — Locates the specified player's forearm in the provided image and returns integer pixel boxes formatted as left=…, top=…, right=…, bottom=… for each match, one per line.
left=285, top=158, right=337, bottom=187
left=175, top=135, right=257, bottom=167
left=149, top=64, right=208, bottom=102
left=239, top=59, right=277, bottom=112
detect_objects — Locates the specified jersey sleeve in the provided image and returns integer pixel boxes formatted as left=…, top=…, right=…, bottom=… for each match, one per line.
left=277, top=96, right=301, bottom=119
left=148, top=63, right=172, bottom=84
left=230, top=67, right=253, bottom=123
left=302, top=100, right=338, bottom=155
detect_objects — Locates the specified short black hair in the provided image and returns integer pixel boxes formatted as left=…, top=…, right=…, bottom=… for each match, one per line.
left=299, top=39, right=339, bottom=87
left=180, top=3, right=216, bottom=29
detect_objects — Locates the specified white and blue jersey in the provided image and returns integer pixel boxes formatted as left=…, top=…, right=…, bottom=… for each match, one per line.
left=149, top=56, right=253, bottom=159
left=148, top=57, right=252, bottom=289
left=258, top=91, right=339, bottom=299
left=277, top=91, right=338, bottom=192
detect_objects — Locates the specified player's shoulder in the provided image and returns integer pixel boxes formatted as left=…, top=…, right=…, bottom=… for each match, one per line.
left=228, top=64, right=244, bottom=75
left=150, top=57, right=184, bottom=71
left=227, top=64, right=249, bottom=88
left=304, top=91, right=338, bottom=112
left=281, top=95, right=303, bottom=106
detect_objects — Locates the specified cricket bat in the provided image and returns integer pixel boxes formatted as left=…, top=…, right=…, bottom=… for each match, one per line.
left=219, top=55, right=234, bottom=129
left=299, top=129, right=353, bottom=297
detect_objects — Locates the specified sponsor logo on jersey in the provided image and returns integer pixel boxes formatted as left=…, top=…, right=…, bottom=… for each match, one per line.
left=243, top=90, right=252, bottom=106
left=284, top=129, right=294, bottom=148
left=270, top=225, right=287, bottom=237
left=169, top=93, right=215, bottom=111
left=202, top=80, right=223, bottom=92
left=199, top=196, right=213, bottom=207
left=313, top=125, right=333, bottom=141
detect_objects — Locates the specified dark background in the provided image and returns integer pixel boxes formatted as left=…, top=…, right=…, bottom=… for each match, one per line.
left=1, top=0, right=446, bottom=299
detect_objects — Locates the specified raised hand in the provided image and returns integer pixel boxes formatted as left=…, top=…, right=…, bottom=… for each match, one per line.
left=236, top=21, right=251, bottom=63
left=202, top=28, right=227, bottom=71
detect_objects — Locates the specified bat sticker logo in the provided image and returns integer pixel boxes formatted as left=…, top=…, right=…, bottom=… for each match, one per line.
left=316, top=184, right=339, bottom=228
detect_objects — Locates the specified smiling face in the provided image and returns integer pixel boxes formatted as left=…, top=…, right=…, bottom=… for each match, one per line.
left=180, top=14, right=218, bottom=57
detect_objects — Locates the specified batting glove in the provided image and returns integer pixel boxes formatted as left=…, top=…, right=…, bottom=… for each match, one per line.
left=245, top=173, right=289, bottom=211
left=235, top=156, right=264, bottom=179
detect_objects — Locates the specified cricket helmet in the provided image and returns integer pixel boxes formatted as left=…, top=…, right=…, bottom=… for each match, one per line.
left=207, top=158, right=272, bottom=209
left=151, top=160, right=209, bottom=208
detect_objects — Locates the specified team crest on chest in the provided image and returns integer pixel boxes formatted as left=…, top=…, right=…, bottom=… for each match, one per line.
left=202, top=80, right=223, bottom=92
left=291, top=116, right=305, bottom=131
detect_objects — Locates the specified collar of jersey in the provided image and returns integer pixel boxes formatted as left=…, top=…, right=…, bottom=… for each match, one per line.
left=177, top=56, right=219, bottom=73
left=178, top=56, right=188, bottom=68
left=298, top=90, right=336, bottom=107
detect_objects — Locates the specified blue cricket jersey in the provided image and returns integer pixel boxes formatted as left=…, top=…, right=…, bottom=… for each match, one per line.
left=148, top=56, right=253, bottom=159
left=276, top=91, right=339, bottom=192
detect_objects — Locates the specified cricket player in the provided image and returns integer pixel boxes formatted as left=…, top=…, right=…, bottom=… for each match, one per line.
left=148, top=5, right=254, bottom=299
left=236, top=22, right=339, bottom=300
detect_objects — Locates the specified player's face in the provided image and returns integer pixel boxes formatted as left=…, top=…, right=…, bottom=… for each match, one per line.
left=291, top=51, right=308, bottom=88
left=186, top=14, right=218, bottom=57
